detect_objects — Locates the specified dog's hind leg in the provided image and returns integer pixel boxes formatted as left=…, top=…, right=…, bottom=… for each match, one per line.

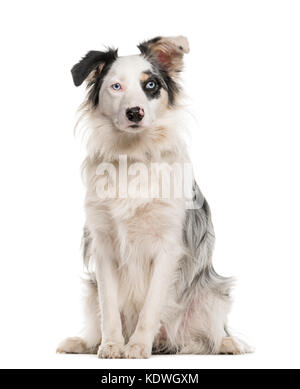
left=177, top=288, right=252, bottom=355
left=219, top=333, right=253, bottom=354
left=177, top=286, right=232, bottom=355
left=219, top=336, right=246, bottom=354
left=57, top=276, right=101, bottom=354
left=56, top=337, right=93, bottom=354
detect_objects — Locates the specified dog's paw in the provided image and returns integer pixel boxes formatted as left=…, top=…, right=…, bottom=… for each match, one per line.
left=219, top=336, right=251, bottom=355
left=123, top=341, right=152, bottom=359
left=97, top=342, right=124, bottom=359
left=56, top=337, right=87, bottom=354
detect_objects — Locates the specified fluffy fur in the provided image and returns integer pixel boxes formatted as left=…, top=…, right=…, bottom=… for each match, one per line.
left=57, top=36, right=249, bottom=358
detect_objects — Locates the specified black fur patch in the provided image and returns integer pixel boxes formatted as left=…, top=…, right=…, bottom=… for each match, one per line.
left=138, top=36, right=162, bottom=55
left=142, top=64, right=179, bottom=105
left=141, top=70, right=162, bottom=100
left=153, top=63, right=179, bottom=105
left=138, top=38, right=180, bottom=106
left=71, top=49, right=118, bottom=107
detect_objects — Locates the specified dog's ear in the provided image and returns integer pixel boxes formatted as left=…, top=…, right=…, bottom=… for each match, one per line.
left=71, top=49, right=118, bottom=86
left=138, top=36, right=189, bottom=75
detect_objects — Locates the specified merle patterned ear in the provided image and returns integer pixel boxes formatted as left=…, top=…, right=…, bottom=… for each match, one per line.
left=138, top=36, right=189, bottom=75
left=71, top=49, right=118, bottom=86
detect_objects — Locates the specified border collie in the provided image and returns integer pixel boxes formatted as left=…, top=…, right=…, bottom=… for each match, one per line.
left=57, top=36, right=249, bottom=358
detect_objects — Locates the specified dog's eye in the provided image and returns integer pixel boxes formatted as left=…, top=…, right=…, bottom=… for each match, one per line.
left=146, top=81, right=156, bottom=89
left=111, top=83, right=122, bottom=91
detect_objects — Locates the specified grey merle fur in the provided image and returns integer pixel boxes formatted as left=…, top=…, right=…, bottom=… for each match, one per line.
left=181, top=181, right=233, bottom=299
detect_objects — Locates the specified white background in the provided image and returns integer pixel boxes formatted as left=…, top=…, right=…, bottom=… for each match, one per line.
left=0, top=0, right=299, bottom=369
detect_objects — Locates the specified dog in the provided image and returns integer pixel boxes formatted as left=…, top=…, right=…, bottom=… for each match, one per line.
left=57, top=36, right=249, bottom=358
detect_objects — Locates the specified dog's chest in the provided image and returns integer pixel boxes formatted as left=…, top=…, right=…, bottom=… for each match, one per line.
left=92, top=155, right=186, bottom=249
left=108, top=197, right=181, bottom=250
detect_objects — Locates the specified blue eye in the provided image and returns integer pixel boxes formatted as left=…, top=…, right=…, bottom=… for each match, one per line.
left=111, top=83, right=121, bottom=91
left=146, top=81, right=156, bottom=89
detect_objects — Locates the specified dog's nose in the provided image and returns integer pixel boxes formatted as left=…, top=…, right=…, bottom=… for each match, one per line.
left=126, top=106, right=144, bottom=123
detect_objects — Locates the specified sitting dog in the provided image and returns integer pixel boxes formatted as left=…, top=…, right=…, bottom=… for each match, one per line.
left=57, top=36, right=248, bottom=358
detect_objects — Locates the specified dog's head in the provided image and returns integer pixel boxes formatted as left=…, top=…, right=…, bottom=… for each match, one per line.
left=71, top=36, right=189, bottom=133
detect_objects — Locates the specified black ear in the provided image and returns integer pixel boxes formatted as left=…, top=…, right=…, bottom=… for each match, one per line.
left=71, top=49, right=118, bottom=86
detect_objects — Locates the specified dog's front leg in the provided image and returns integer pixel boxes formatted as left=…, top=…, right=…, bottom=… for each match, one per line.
left=124, top=246, right=178, bottom=359
left=94, top=238, right=124, bottom=359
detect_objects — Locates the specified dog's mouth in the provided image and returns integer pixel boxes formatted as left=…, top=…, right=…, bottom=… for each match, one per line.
left=113, top=118, right=147, bottom=134
left=120, top=124, right=146, bottom=134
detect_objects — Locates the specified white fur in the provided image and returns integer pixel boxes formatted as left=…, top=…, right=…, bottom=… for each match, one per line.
left=57, top=38, right=250, bottom=358
left=100, top=56, right=162, bottom=132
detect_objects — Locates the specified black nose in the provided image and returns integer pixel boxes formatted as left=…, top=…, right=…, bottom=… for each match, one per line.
left=126, top=106, right=144, bottom=123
